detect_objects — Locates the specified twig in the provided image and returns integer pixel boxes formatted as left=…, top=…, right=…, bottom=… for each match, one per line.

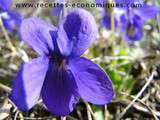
left=116, top=71, right=157, bottom=120
left=111, top=100, right=160, bottom=117
left=0, top=83, right=11, bottom=93
left=0, top=17, right=29, bottom=62
left=67, top=116, right=78, bottom=120
left=61, top=116, right=66, bottom=120
left=84, top=102, right=96, bottom=120
left=121, top=91, right=159, bottom=120
left=0, top=83, right=24, bottom=119
left=92, top=56, right=133, bottom=62
left=13, top=116, right=52, bottom=120
left=13, top=110, right=24, bottom=120
left=0, top=17, right=17, bottom=53
left=18, top=49, right=29, bottom=62
left=14, top=111, right=19, bottom=120
left=111, top=9, right=115, bottom=34
left=8, top=98, right=24, bottom=120
left=106, top=61, right=130, bottom=69
left=154, top=0, right=160, bottom=32
left=86, top=107, right=92, bottom=120
left=76, top=109, right=83, bottom=120
left=104, top=105, right=111, bottom=120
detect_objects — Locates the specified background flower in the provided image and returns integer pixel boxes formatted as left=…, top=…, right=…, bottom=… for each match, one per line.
left=0, top=0, right=23, bottom=32
left=52, top=0, right=66, bottom=20
left=98, top=0, right=160, bottom=43
left=116, top=0, right=160, bottom=43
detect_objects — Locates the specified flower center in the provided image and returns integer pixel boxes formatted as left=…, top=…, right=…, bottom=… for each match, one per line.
left=57, top=59, right=65, bottom=68
left=127, top=25, right=135, bottom=36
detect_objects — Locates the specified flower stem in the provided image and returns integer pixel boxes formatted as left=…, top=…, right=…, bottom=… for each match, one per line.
left=0, top=17, right=17, bottom=53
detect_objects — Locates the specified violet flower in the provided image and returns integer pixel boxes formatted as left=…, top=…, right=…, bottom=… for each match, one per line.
left=10, top=9, right=114, bottom=116
left=52, top=0, right=65, bottom=20
left=101, top=7, right=118, bottom=30
left=0, top=0, right=22, bottom=32
left=100, top=0, right=160, bottom=43
left=95, top=0, right=106, bottom=4
left=116, top=0, right=160, bottom=43
left=96, top=0, right=118, bottom=30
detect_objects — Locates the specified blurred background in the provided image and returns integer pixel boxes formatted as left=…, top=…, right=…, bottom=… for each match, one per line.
left=0, top=0, right=160, bottom=119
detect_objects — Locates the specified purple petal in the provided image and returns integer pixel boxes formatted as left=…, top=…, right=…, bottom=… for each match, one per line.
left=58, top=0, right=65, bottom=3
left=101, top=9, right=111, bottom=29
left=42, top=60, right=80, bottom=116
left=52, top=0, right=65, bottom=18
left=95, top=0, right=106, bottom=4
left=116, top=0, right=139, bottom=4
left=115, top=0, right=143, bottom=9
left=8, top=11, right=23, bottom=26
left=101, top=9, right=117, bottom=30
left=136, top=5, right=160, bottom=21
left=131, top=14, right=144, bottom=27
left=53, top=5, right=63, bottom=18
left=10, top=57, right=49, bottom=111
left=119, top=13, right=143, bottom=42
left=52, top=0, right=65, bottom=19
left=57, top=9, right=97, bottom=57
left=2, top=11, right=23, bottom=32
left=0, top=0, right=12, bottom=11
left=124, top=26, right=143, bottom=43
left=68, top=57, right=114, bottom=105
left=20, top=17, right=56, bottom=55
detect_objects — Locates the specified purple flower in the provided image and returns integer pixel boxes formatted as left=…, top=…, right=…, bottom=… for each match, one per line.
left=10, top=9, right=114, bottom=116
left=52, top=0, right=65, bottom=20
left=96, top=0, right=118, bottom=30
left=0, top=0, right=22, bottom=32
left=100, top=0, right=160, bottom=42
left=101, top=8, right=118, bottom=30
left=95, top=0, right=106, bottom=4
left=118, top=2, right=160, bottom=43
